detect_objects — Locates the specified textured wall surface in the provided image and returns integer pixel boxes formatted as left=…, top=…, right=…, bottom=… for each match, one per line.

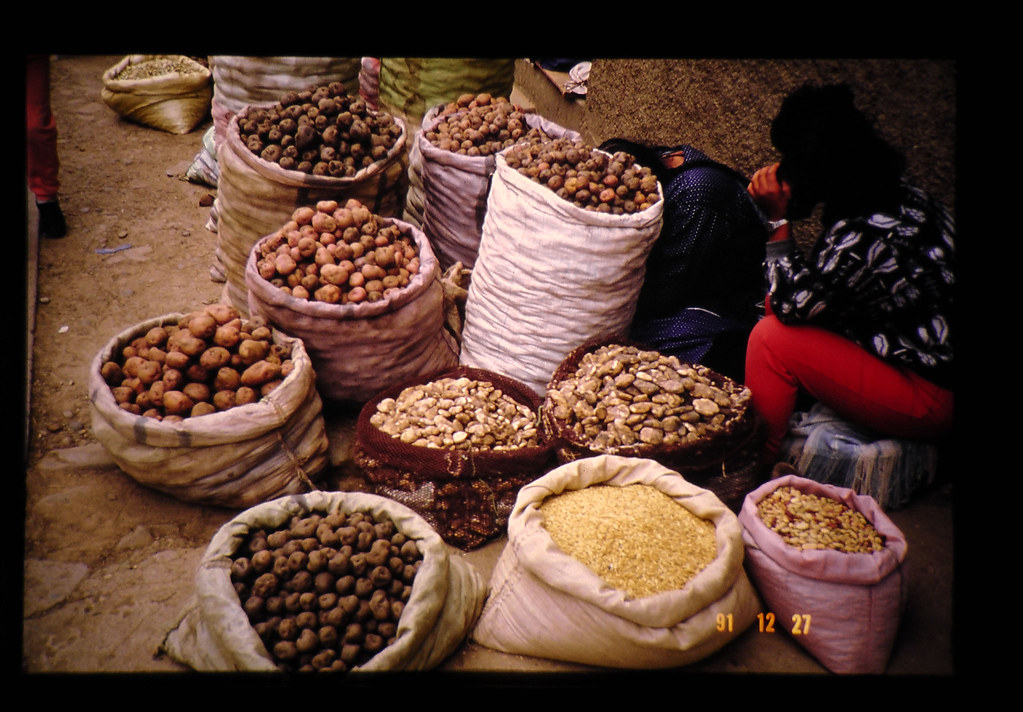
left=578, top=59, right=956, bottom=215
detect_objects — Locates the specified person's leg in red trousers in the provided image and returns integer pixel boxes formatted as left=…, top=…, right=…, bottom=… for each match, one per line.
left=745, top=315, right=954, bottom=466
left=27, top=54, right=66, bottom=239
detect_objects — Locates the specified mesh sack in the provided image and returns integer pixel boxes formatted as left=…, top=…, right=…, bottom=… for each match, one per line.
left=353, top=366, right=555, bottom=549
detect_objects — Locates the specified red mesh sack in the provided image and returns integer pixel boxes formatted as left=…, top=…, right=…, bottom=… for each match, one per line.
left=354, top=366, right=555, bottom=549
left=541, top=334, right=765, bottom=510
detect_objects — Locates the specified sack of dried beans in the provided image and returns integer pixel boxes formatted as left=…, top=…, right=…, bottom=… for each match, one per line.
left=471, top=454, right=760, bottom=668
left=353, top=366, right=554, bottom=550
left=541, top=336, right=764, bottom=509
left=738, top=467, right=909, bottom=674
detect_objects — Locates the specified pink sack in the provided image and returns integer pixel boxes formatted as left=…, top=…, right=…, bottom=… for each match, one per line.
left=738, top=474, right=909, bottom=674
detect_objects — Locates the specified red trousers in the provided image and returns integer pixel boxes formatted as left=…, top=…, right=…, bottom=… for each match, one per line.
left=26, top=55, right=60, bottom=202
left=745, top=315, right=954, bottom=464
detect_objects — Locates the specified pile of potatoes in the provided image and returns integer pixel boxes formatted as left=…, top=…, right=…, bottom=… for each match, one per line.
left=254, top=199, right=421, bottom=304
left=230, top=509, right=423, bottom=672
left=99, top=304, right=293, bottom=421
left=503, top=136, right=661, bottom=214
left=238, top=82, right=403, bottom=177
left=424, top=92, right=531, bottom=156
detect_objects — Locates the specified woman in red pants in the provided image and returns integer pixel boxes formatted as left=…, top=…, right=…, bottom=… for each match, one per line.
left=745, top=83, right=954, bottom=468
left=27, top=54, right=66, bottom=239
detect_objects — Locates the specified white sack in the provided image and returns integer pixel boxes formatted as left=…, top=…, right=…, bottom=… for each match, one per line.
left=471, top=455, right=760, bottom=669
left=459, top=154, right=663, bottom=396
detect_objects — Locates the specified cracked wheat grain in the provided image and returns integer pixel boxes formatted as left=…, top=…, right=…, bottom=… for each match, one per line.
left=540, top=484, right=717, bottom=599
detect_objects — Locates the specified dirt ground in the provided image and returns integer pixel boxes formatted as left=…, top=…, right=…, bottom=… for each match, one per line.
left=20, top=55, right=956, bottom=683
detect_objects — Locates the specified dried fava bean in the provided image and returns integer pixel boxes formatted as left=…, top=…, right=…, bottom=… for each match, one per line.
left=229, top=508, right=424, bottom=672
left=369, top=376, right=540, bottom=450
left=540, top=484, right=717, bottom=599
left=757, top=486, right=885, bottom=553
left=115, top=56, right=204, bottom=81
left=545, top=343, right=751, bottom=452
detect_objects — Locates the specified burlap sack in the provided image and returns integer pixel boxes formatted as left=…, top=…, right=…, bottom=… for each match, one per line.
left=161, top=491, right=487, bottom=672
left=471, top=455, right=761, bottom=668
left=738, top=472, right=909, bottom=674
left=216, top=109, right=409, bottom=315
left=88, top=313, right=328, bottom=508
left=100, top=55, right=211, bottom=135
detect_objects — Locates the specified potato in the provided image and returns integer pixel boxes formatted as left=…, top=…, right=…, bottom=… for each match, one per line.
left=235, top=386, right=259, bottom=406
left=238, top=339, right=271, bottom=365
left=164, top=350, right=191, bottom=370
left=183, top=382, right=211, bottom=403
left=241, top=361, right=281, bottom=387
left=101, top=361, right=123, bottom=386
left=188, top=313, right=218, bottom=339
left=200, top=346, right=232, bottom=371
left=213, top=389, right=236, bottom=411
left=205, top=303, right=241, bottom=325
left=191, top=401, right=216, bottom=418
left=213, top=319, right=242, bottom=348
left=162, top=391, right=194, bottom=416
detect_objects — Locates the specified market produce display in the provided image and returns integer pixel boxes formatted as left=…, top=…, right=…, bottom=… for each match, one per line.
left=369, top=375, right=541, bottom=450
left=253, top=199, right=420, bottom=304
left=98, top=304, right=293, bottom=420
left=229, top=509, right=423, bottom=672
left=540, top=483, right=718, bottom=599
left=503, top=137, right=660, bottom=214
left=424, top=92, right=531, bottom=155
left=237, top=81, right=402, bottom=177
left=756, top=486, right=885, bottom=553
left=545, top=343, right=752, bottom=452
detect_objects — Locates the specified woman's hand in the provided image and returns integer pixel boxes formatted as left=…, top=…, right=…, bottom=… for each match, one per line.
left=748, top=163, right=791, bottom=221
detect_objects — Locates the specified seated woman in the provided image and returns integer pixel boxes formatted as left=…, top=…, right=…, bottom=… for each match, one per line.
left=744, top=83, right=955, bottom=469
left=599, top=138, right=768, bottom=383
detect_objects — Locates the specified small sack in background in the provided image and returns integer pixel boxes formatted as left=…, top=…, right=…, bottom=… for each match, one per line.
left=101, top=55, right=212, bottom=135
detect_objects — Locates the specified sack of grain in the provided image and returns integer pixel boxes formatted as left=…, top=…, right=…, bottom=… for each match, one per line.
left=161, top=490, right=488, bottom=672
left=738, top=469, right=909, bottom=674
left=471, top=454, right=760, bottom=668
left=353, top=366, right=554, bottom=550
left=101, top=55, right=212, bottom=135
left=459, top=151, right=662, bottom=397
left=88, top=312, right=328, bottom=508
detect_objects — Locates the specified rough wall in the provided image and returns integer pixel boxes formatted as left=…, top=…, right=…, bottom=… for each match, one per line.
left=578, top=58, right=956, bottom=215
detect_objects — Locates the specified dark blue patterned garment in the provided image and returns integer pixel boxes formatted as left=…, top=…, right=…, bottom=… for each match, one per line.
left=629, top=145, right=767, bottom=374
left=765, top=179, right=955, bottom=387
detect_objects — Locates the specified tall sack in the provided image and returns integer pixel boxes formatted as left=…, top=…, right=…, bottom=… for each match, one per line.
left=100, top=55, right=212, bottom=135
left=471, top=455, right=761, bottom=668
left=376, top=58, right=515, bottom=230
left=245, top=218, right=458, bottom=404
left=88, top=314, right=328, bottom=509
left=161, top=491, right=487, bottom=672
left=459, top=153, right=663, bottom=396
left=421, top=111, right=579, bottom=272
left=208, top=56, right=360, bottom=154
left=216, top=110, right=409, bottom=316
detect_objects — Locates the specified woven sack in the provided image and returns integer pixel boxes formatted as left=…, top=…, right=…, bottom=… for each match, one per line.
left=376, top=58, right=516, bottom=229
left=216, top=109, right=409, bottom=316
left=100, top=55, right=212, bottom=135
left=353, top=366, right=554, bottom=550
left=420, top=110, right=579, bottom=272
left=161, top=491, right=488, bottom=672
left=208, top=56, right=360, bottom=153
left=471, top=455, right=761, bottom=668
left=459, top=152, right=663, bottom=397
left=245, top=217, right=458, bottom=404
left=738, top=471, right=909, bottom=674
left=88, top=313, right=328, bottom=508
left=542, top=335, right=764, bottom=511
